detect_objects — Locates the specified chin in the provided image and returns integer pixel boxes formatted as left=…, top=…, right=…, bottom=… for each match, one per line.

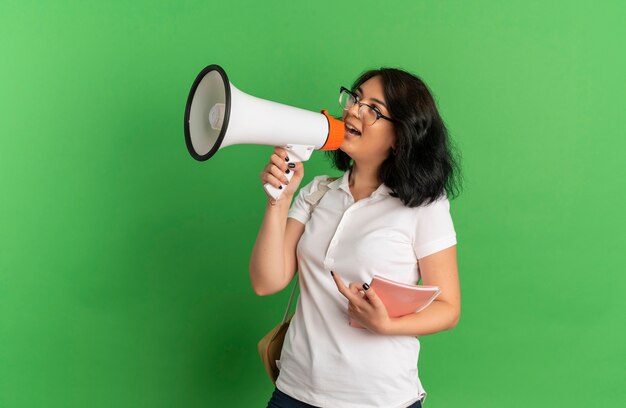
left=339, top=139, right=355, bottom=154
left=338, top=145, right=358, bottom=163
left=338, top=145, right=351, bottom=154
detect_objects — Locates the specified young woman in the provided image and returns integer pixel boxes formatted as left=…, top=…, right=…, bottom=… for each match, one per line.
left=250, top=67, right=461, bottom=408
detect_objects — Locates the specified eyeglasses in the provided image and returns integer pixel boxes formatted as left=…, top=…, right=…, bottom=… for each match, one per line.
left=338, top=86, right=395, bottom=126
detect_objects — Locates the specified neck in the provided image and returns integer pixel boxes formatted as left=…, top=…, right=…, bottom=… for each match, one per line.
left=349, top=162, right=382, bottom=190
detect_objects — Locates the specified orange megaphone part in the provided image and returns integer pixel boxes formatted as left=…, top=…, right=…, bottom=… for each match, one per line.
left=320, top=110, right=345, bottom=151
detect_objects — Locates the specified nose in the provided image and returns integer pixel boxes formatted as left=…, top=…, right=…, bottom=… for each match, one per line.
left=346, top=101, right=361, bottom=120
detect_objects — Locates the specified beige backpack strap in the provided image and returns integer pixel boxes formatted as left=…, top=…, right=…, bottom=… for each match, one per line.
left=304, top=176, right=338, bottom=209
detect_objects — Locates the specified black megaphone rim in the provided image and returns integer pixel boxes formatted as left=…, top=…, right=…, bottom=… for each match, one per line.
left=184, top=64, right=231, bottom=161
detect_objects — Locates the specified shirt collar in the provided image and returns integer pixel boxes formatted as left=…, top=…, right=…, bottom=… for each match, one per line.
left=328, top=169, right=392, bottom=198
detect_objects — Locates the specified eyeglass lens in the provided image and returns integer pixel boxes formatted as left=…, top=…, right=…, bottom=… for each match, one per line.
left=339, top=90, right=354, bottom=110
left=339, top=90, right=377, bottom=126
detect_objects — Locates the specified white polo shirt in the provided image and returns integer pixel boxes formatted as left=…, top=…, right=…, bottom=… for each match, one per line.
left=276, top=170, right=457, bottom=408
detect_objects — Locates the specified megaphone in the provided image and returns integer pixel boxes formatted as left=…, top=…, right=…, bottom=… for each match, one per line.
left=184, top=64, right=345, bottom=200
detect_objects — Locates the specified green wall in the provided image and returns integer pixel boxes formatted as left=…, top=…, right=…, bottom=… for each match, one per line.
left=1, top=1, right=624, bottom=406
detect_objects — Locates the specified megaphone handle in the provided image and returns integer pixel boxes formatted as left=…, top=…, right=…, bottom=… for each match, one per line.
left=264, top=170, right=295, bottom=201
left=263, top=144, right=315, bottom=201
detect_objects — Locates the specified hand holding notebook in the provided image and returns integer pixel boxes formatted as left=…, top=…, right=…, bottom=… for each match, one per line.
left=349, top=275, right=441, bottom=329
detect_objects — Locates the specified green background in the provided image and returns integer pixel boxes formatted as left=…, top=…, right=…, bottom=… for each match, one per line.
left=1, top=0, right=625, bottom=406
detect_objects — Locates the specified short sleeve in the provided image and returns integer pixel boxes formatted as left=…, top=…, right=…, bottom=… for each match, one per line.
left=287, top=175, right=329, bottom=225
left=413, top=196, right=457, bottom=260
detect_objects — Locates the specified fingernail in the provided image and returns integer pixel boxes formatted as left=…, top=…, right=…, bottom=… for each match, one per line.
left=288, top=163, right=295, bottom=168
left=279, top=185, right=283, bottom=190
left=285, top=156, right=290, bottom=162
left=330, top=271, right=334, bottom=277
left=285, top=169, right=290, bottom=174
left=362, top=283, right=370, bottom=290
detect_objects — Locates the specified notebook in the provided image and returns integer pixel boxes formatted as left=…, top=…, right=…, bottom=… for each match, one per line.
left=349, top=275, right=441, bottom=329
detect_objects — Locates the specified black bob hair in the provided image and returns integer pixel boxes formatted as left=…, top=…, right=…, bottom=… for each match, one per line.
left=326, top=67, right=462, bottom=208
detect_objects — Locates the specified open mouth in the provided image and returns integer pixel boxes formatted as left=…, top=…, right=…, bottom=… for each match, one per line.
left=345, top=123, right=361, bottom=137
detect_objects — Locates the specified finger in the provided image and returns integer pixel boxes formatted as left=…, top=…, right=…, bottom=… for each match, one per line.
left=288, top=161, right=303, bottom=182
left=260, top=163, right=274, bottom=179
left=331, top=271, right=357, bottom=302
left=270, top=165, right=289, bottom=185
left=362, top=284, right=384, bottom=308
left=348, top=282, right=364, bottom=295
left=262, top=172, right=284, bottom=189
left=291, top=161, right=304, bottom=172
left=270, top=154, right=288, bottom=172
left=348, top=302, right=356, bottom=316
left=349, top=299, right=364, bottom=313
left=348, top=282, right=368, bottom=302
left=273, top=146, right=290, bottom=162
left=348, top=299, right=362, bottom=313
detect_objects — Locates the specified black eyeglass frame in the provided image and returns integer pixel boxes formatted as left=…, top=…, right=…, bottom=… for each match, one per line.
left=339, top=86, right=397, bottom=124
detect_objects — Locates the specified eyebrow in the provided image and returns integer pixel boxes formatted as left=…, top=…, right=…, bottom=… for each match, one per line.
left=356, top=86, right=388, bottom=109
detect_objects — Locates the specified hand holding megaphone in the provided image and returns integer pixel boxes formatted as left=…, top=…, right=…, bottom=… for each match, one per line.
left=184, top=64, right=344, bottom=201
left=261, top=144, right=314, bottom=200
left=260, top=147, right=305, bottom=203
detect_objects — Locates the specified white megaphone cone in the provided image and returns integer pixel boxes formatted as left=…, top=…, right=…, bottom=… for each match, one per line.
left=184, top=64, right=345, bottom=200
